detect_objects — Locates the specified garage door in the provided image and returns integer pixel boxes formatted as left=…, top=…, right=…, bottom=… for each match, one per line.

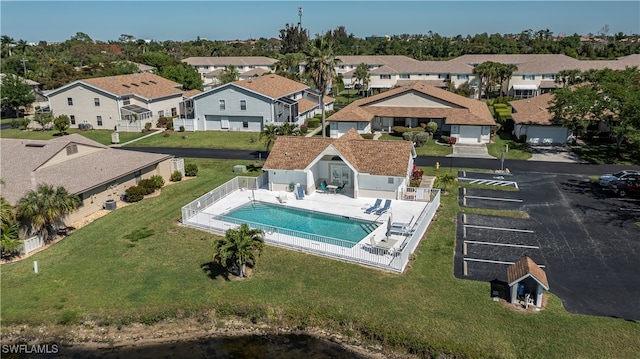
left=458, top=126, right=481, bottom=143
left=527, top=126, right=570, bottom=145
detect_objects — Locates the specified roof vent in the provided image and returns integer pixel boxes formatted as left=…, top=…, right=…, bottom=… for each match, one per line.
left=25, top=143, right=45, bottom=148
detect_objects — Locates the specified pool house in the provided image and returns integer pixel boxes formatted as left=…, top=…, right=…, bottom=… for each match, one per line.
left=181, top=131, right=440, bottom=273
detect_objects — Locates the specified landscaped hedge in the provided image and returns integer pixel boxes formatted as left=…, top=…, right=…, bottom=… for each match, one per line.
left=307, top=118, right=320, bottom=128
left=149, top=175, right=165, bottom=189
left=360, top=133, right=374, bottom=139
left=185, top=163, right=199, bottom=177
left=402, top=131, right=430, bottom=147
left=391, top=126, right=425, bottom=136
left=137, top=179, right=158, bottom=195
left=124, top=186, right=145, bottom=202
left=170, top=170, right=182, bottom=182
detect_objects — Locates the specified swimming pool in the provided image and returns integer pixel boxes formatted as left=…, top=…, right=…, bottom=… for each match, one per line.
left=222, top=201, right=380, bottom=248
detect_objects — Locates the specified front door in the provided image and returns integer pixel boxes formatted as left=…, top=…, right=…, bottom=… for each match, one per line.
left=330, top=165, right=351, bottom=186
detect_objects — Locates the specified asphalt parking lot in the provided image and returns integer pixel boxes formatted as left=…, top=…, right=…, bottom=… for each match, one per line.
left=455, top=172, right=640, bottom=320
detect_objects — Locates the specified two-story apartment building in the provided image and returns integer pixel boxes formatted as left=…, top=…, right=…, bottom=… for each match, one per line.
left=175, top=74, right=334, bottom=132
left=181, top=56, right=278, bottom=89
left=46, top=73, right=187, bottom=132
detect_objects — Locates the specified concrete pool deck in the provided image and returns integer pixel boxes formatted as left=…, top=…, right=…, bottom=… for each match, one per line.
left=183, top=186, right=438, bottom=272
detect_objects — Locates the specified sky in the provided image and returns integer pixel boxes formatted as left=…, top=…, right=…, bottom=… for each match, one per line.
left=1, top=1, right=639, bottom=43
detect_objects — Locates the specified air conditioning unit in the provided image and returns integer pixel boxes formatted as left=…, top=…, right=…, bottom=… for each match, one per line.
left=104, top=200, right=117, bottom=210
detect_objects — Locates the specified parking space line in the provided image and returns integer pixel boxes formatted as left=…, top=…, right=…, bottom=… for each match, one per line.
left=464, top=224, right=534, bottom=233
left=465, top=195, right=523, bottom=202
left=464, top=257, right=545, bottom=268
left=464, top=240, right=539, bottom=249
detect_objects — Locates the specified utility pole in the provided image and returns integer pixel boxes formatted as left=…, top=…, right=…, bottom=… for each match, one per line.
left=298, top=6, right=303, bottom=30
left=20, top=58, right=28, bottom=77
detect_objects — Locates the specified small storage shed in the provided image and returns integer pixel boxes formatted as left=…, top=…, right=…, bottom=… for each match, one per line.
left=507, top=256, right=549, bottom=308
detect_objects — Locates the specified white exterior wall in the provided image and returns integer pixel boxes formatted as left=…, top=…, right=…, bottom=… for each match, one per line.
left=358, top=174, right=404, bottom=199
left=514, top=124, right=572, bottom=145
left=147, top=95, right=183, bottom=124
left=48, top=84, right=120, bottom=130
left=329, top=121, right=370, bottom=138
left=267, top=169, right=307, bottom=192
left=450, top=125, right=491, bottom=144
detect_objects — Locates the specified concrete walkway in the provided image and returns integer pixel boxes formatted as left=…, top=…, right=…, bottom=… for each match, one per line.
left=110, top=128, right=166, bottom=147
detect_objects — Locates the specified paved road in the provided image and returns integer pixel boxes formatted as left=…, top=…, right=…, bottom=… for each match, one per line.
left=120, top=146, right=640, bottom=175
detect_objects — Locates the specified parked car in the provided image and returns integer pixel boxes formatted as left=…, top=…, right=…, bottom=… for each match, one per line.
left=598, top=170, right=640, bottom=187
left=608, top=175, right=640, bottom=197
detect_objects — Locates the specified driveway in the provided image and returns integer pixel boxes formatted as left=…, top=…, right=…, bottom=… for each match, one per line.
left=528, top=145, right=585, bottom=163
left=455, top=172, right=640, bottom=320
left=447, top=144, right=495, bottom=159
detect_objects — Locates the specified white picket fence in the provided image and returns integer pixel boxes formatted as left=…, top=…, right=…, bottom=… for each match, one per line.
left=21, top=235, right=44, bottom=255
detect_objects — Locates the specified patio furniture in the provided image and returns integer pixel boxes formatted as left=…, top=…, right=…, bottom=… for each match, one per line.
left=335, top=184, right=345, bottom=193
left=278, top=191, right=288, bottom=203
left=374, top=199, right=392, bottom=215
left=369, top=235, right=398, bottom=255
left=364, top=199, right=382, bottom=214
left=317, top=181, right=328, bottom=193
left=296, top=185, right=305, bottom=200
left=326, top=184, right=338, bottom=193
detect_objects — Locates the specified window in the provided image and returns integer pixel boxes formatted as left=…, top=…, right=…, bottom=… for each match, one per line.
left=171, top=107, right=177, bottom=116
left=240, top=100, right=247, bottom=110
left=70, top=115, right=76, bottom=125
left=96, top=116, right=102, bottom=126
left=94, top=98, right=100, bottom=106
left=219, top=99, right=226, bottom=110
left=134, top=170, right=142, bottom=184
left=522, top=75, right=535, bottom=81
left=457, top=74, right=469, bottom=80
left=388, top=177, right=394, bottom=184
left=400, top=74, right=410, bottom=79
left=242, top=121, right=249, bottom=128
left=380, top=74, right=391, bottom=80
left=123, top=97, right=130, bottom=105
left=66, top=144, right=78, bottom=155
left=542, top=74, right=555, bottom=80
left=438, top=74, right=450, bottom=80
left=158, top=110, right=164, bottom=118
left=67, top=97, right=73, bottom=106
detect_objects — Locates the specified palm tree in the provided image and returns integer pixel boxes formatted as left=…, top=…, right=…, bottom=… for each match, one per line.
left=259, top=124, right=279, bottom=151
left=1, top=197, right=22, bottom=258
left=497, top=63, right=518, bottom=96
left=472, top=61, right=499, bottom=99
left=435, top=174, right=456, bottom=193
left=213, top=223, right=265, bottom=278
left=353, top=63, right=370, bottom=96
left=220, top=65, right=240, bottom=84
left=16, top=184, right=81, bottom=241
left=305, top=36, right=338, bottom=137
left=278, top=122, right=300, bottom=136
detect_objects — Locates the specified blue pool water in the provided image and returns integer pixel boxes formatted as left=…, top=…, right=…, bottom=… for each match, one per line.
left=223, top=201, right=379, bottom=248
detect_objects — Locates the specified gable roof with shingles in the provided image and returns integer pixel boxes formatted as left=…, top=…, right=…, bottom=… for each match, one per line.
left=327, top=81, right=495, bottom=126
left=507, top=256, right=549, bottom=289
left=0, top=135, right=172, bottom=205
left=510, top=93, right=557, bottom=125
left=47, top=73, right=183, bottom=100
left=233, top=74, right=309, bottom=99
left=182, top=56, right=278, bottom=67
left=263, top=129, right=412, bottom=177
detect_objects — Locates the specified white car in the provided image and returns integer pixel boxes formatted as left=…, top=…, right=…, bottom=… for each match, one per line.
left=598, top=170, right=640, bottom=186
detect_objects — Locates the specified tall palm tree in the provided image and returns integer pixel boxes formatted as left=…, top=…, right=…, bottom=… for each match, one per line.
left=1, top=197, right=22, bottom=258
left=500, top=63, right=518, bottom=97
left=305, top=36, right=338, bottom=137
left=259, top=124, right=279, bottom=151
left=16, top=184, right=81, bottom=241
left=472, top=61, right=499, bottom=99
left=353, top=63, right=370, bottom=96
left=213, top=223, right=265, bottom=278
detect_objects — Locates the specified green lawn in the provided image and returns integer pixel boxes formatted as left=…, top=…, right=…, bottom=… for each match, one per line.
left=0, top=128, right=147, bottom=146
left=570, top=141, right=640, bottom=165
left=378, top=133, right=453, bottom=157
left=487, top=131, right=532, bottom=160
left=125, top=130, right=266, bottom=150
left=2, top=159, right=638, bottom=358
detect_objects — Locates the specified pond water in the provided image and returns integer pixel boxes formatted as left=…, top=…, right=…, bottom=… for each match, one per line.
left=29, top=334, right=374, bottom=359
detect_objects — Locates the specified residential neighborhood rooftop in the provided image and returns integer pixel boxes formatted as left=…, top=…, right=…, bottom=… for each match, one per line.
left=510, top=93, right=556, bottom=125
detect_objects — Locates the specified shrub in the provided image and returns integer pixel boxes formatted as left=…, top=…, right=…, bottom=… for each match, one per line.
left=179, top=125, right=185, bottom=132
left=307, top=118, right=320, bottom=128
left=299, top=124, right=308, bottom=134
left=402, top=132, right=415, bottom=141
left=413, top=132, right=430, bottom=147
left=519, top=134, right=527, bottom=143
left=149, top=175, right=165, bottom=189
left=185, top=163, right=199, bottom=177
left=163, top=132, right=170, bottom=137
left=138, top=179, right=157, bottom=195
left=493, top=103, right=508, bottom=109
left=170, top=170, right=182, bottom=182
left=11, top=118, right=30, bottom=130
left=156, top=116, right=169, bottom=128
left=124, top=186, right=145, bottom=202
left=411, top=164, right=424, bottom=181
left=144, top=122, right=152, bottom=131
left=392, top=126, right=424, bottom=136
left=360, top=133, right=374, bottom=139
left=426, top=121, right=438, bottom=134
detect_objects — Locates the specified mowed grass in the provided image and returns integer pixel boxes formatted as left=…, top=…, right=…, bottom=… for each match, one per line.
left=0, top=128, right=147, bottom=146
left=571, top=141, right=640, bottom=165
left=487, top=131, right=532, bottom=160
left=126, top=130, right=266, bottom=150
left=2, top=160, right=639, bottom=358
left=378, top=133, right=453, bottom=157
